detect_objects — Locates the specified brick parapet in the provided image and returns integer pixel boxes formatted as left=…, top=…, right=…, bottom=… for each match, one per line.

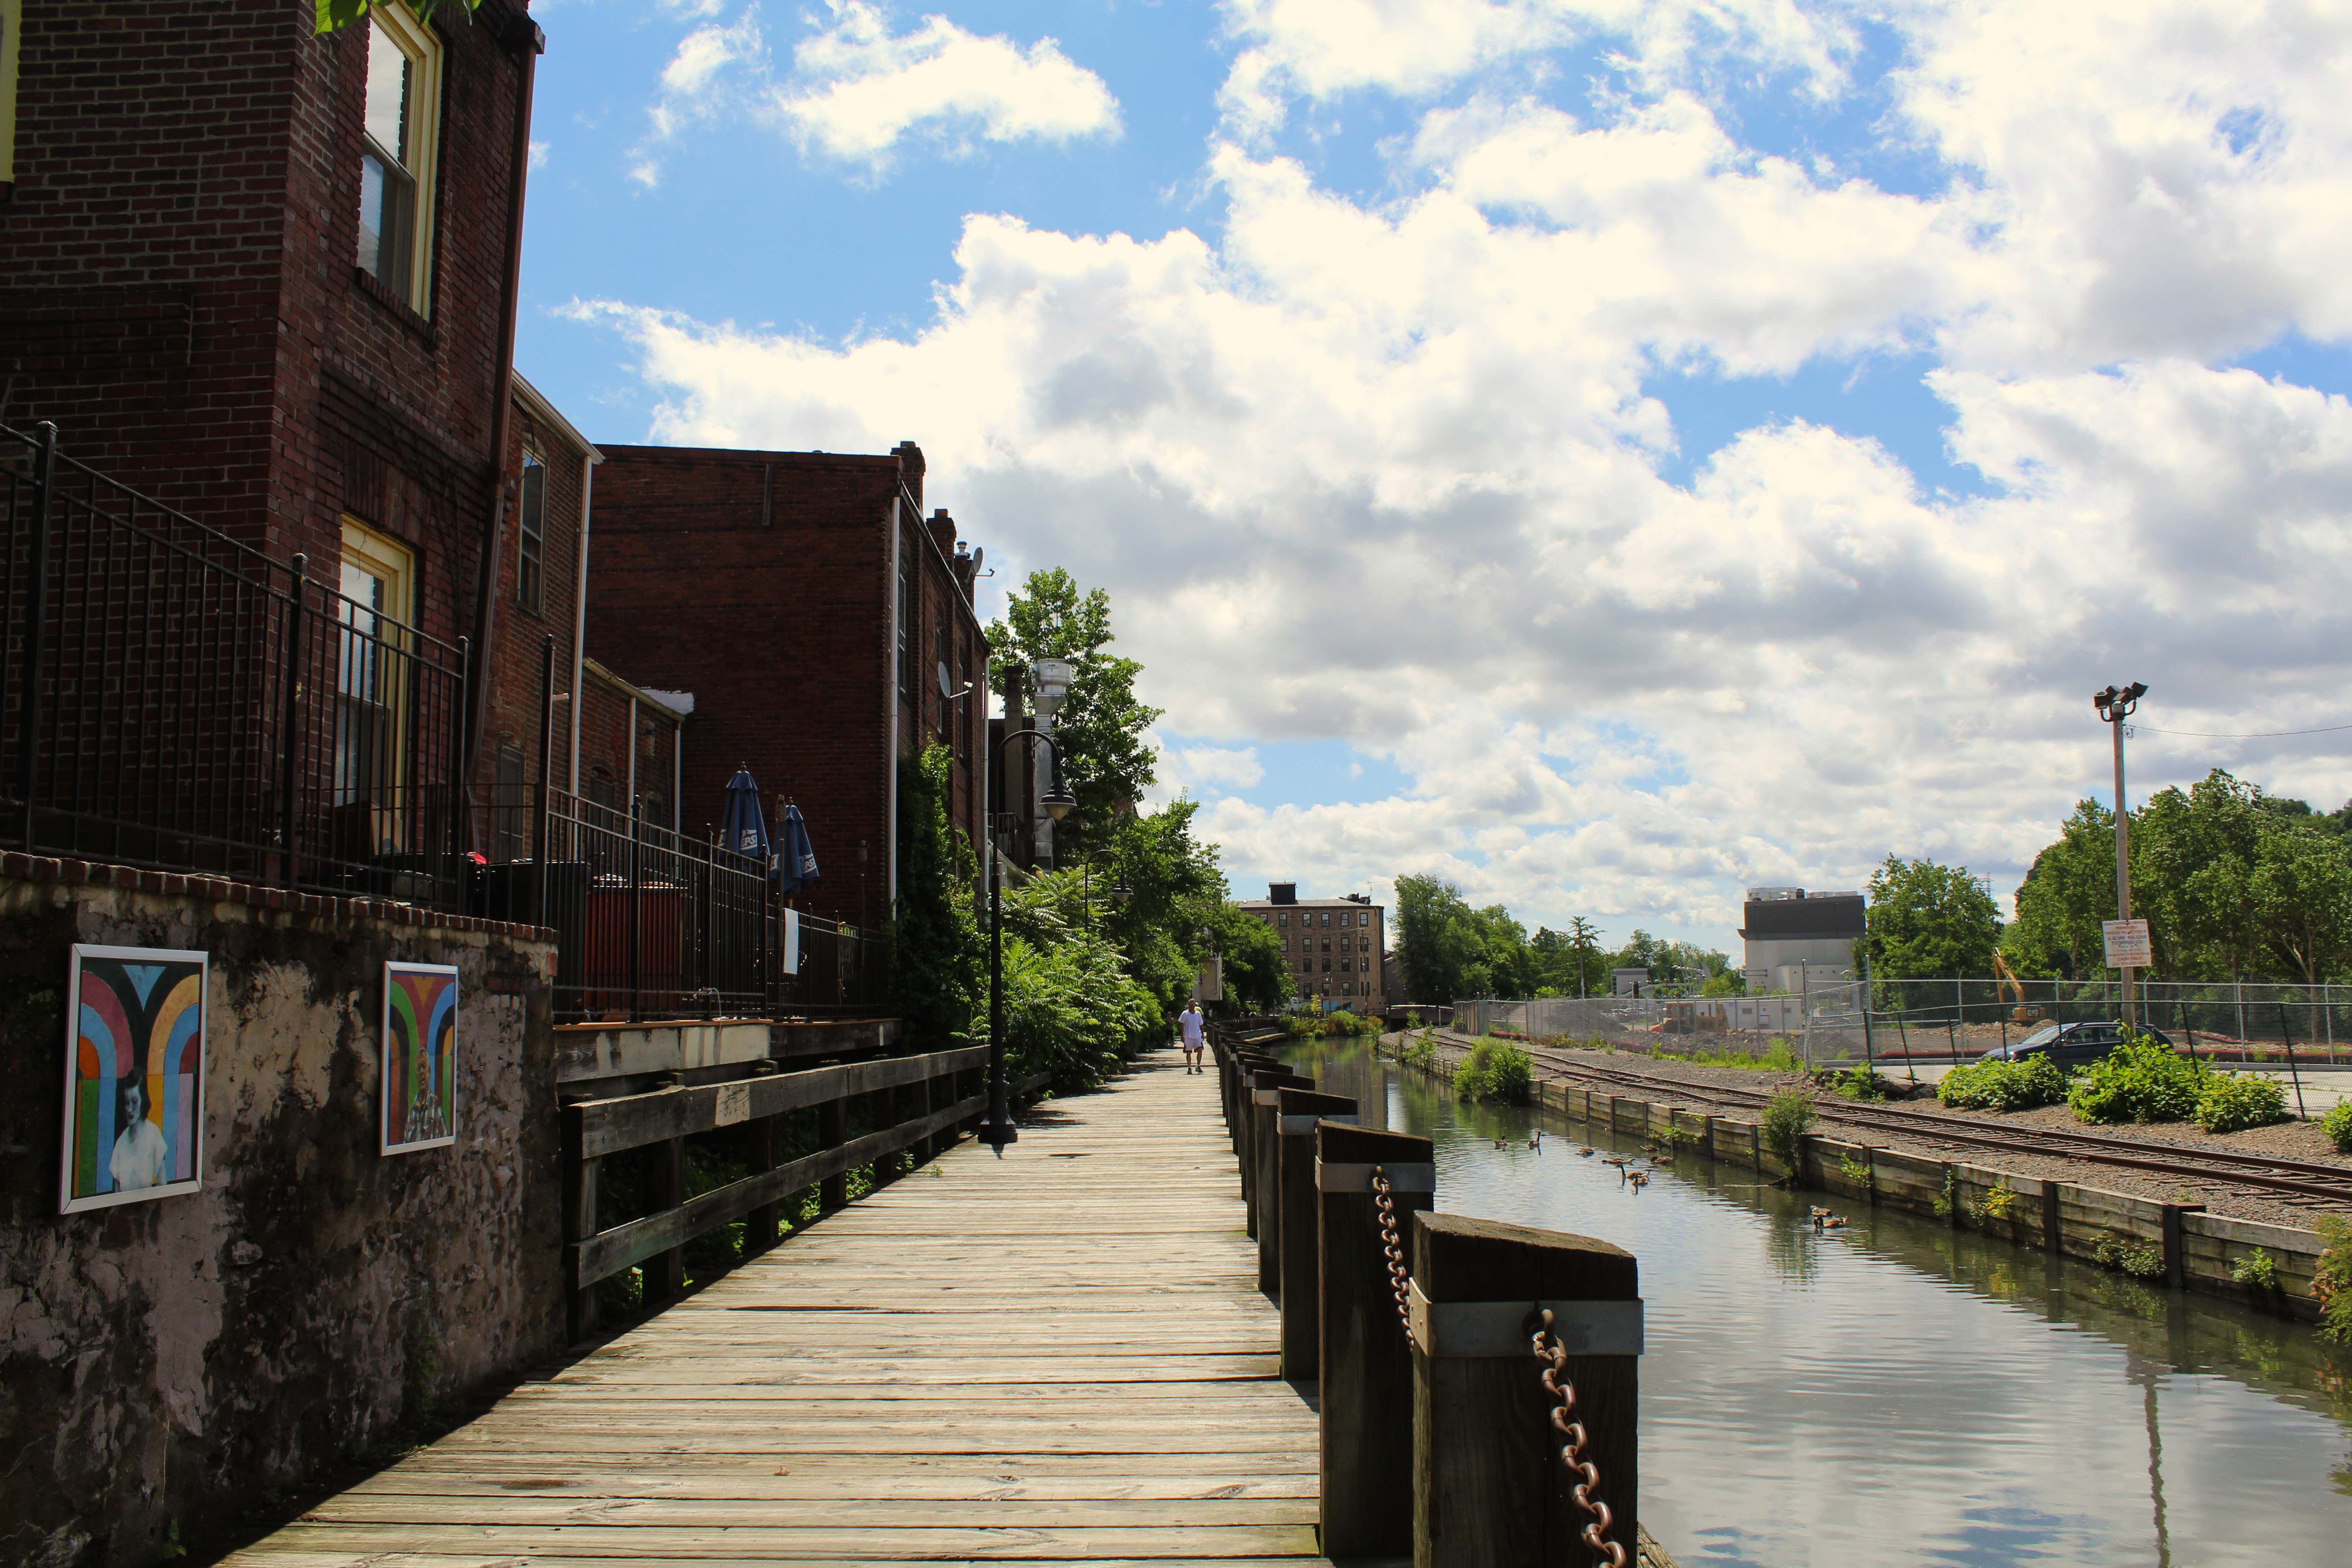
left=0, top=852, right=560, bottom=947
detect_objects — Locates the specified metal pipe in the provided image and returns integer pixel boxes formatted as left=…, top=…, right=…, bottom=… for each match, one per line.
left=2111, top=709, right=2136, bottom=1029
left=569, top=448, right=595, bottom=794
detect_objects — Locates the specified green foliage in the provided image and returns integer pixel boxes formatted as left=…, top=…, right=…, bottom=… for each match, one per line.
left=891, top=745, right=981, bottom=1045
left=1648, top=1038, right=1798, bottom=1073
left=995, top=930, right=1162, bottom=1091
left=986, top=568, right=1162, bottom=853
left=1287, top=1009, right=1384, bottom=1039
left=1939, top=1052, right=2071, bottom=1112
left=1601, top=928, right=1734, bottom=991
left=2318, top=1101, right=2352, bottom=1153
left=1396, top=874, right=1536, bottom=1000
left=2316, top=1215, right=2352, bottom=1344
left=2231, top=1247, right=2283, bottom=1293
left=1453, top=1039, right=1533, bottom=1104
left=1700, top=969, right=1748, bottom=997
left=1837, top=1149, right=1872, bottom=1187
left=1760, top=1091, right=1814, bottom=1172
left=1833, top=1063, right=1889, bottom=1101
left=1203, top=899, right=1291, bottom=1014
left=1969, top=1180, right=2022, bottom=1225
left=2192, top=1072, right=2290, bottom=1134
left=2094, top=1235, right=2166, bottom=1279
left=1862, top=854, right=2004, bottom=981
left=1403, top=1027, right=1439, bottom=1068
left=314, top=0, right=476, bottom=34
left=1932, top=1169, right=1957, bottom=1218
left=2068, top=1026, right=2203, bottom=1125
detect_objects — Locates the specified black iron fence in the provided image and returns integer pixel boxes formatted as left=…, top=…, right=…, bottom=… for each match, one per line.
left=0, top=421, right=471, bottom=908
left=483, top=784, right=892, bottom=1023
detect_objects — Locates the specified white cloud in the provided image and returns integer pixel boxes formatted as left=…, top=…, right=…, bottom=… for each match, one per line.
left=1152, top=739, right=1267, bottom=797
left=774, top=2, right=1121, bottom=166
left=576, top=0, right=2352, bottom=949
left=632, top=12, right=769, bottom=186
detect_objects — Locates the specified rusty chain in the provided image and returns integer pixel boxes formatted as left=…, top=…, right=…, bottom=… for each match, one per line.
left=1369, top=1166, right=1415, bottom=1344
left=1531, top=1308, right=1627, bottom=1568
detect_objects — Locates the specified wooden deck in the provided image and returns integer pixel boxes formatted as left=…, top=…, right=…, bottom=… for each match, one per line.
left=225, top=1052, right=1326, bottom=1566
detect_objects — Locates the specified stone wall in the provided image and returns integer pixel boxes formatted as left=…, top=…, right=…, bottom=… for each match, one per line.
left=0, top=858, right=563, bottom=1568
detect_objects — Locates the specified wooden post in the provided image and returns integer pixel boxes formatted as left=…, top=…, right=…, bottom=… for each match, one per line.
left=1411, top=1210, right=1641, bottom=1568
left=820, top=1095, right=849, bottom=1213
left=1252, top=1069, right=1313, bottom=1279
left=1275, top=1086, right=1357, bottom=1380
left=644, top=1133, right=687, bottom=1303
left=1318, top=1122, right=1434, bottom=1562
left=562, top=1100, right=600, bottom=1340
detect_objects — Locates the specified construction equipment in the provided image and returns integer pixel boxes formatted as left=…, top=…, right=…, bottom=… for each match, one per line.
left=1992, top=953, right=2043, bottom=1024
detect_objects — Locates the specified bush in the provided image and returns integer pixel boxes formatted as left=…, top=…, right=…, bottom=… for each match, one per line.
left=2318, top=1101, right=2352, bottom=1153
left=2094, top=1235, right=2166, bottom=1279
left=2317, top=1215, right=2352, bottom=1345
left=2193, top=1073, right=2290, bottom=1134
left=1761, top=1090, right=1814, bottom=1173
left=2231, top=1247, right=2282, bottom=1293
left=2068, top=1026, right=2203, bottom=1125
left=1834, top=1063, right=1890, bottom=1101
left=1454, top=1039, right=1534, bottom=1104
left=1940, top=1053, right=2071, bottom=1112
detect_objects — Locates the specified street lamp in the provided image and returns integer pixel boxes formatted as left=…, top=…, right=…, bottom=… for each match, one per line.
left=2093, top=681, right=2149, bottom=1028
left=983, top=725, right=1077, bottom=1149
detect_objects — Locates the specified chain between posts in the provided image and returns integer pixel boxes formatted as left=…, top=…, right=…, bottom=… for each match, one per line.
left=1531, top=1308, right=1627, bottom=1568
left=1369, top=1166, right=1415, bottom=1344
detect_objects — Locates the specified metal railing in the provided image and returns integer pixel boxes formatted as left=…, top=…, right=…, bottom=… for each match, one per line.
left=486, top=783, right=893, bottom=1024
left=1, top=421, right=470, bottom=908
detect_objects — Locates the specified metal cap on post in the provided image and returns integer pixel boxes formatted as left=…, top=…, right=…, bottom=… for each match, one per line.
left=1412, top=1210, right=1642, bottom=1568
left=1274, top=1087, right=1358, bottom=1380
left=1317, top=1122, right=1434, bottom=1563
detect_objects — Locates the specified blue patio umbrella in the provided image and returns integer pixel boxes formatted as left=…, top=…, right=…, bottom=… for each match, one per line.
left=778, top=800, right=819, bottom=895
left=720, top=766, right=774, bottom=880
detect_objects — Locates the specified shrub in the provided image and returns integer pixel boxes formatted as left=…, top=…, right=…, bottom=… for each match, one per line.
left=1940, top=1053, right=2070, bottom=1112
left=1837, top=1149, right=1872, bottom=1188
left=2068, top=1026, right=2203, bottom=1125
left=1761, top=1090, right=1814, bottom=1173
left=2231, top=1247, right=2282, bottom=1293
left=2318, top=1101, right=2352, bottom=1153
left=2316, top=1215, right=2352, bottom=1345
left=2193, top=1073, right=2290, bottom=1134
left=1454, top=1039, right=1534, bottom=1104
left=1968, top=1180, right=2022, bottom=1226
left=2094, top=1235, right=2166, bottom=1279
left=1835, top=1063, right=1889, bottom=1101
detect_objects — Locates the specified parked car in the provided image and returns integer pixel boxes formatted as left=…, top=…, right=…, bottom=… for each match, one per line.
left=1981, top=1019, right=2172, bottom=1067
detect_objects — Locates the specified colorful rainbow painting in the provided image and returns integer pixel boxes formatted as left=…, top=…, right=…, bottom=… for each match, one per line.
left=59, top=945, right=207, bottom=1214
left=382, top=962, right=459, bottom=1153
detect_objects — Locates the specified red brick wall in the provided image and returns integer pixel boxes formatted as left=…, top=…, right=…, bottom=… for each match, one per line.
left=583, top=445, right=988, bottom=929
left=2, top=0, right=538, bottom=726
left=473, top=397, right=591, bottom=824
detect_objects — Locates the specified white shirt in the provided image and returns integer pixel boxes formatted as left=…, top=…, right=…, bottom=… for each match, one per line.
left=111, top=1118, right=169, bottom=1190
left=1179, top=1010, right=1205, bottom=1045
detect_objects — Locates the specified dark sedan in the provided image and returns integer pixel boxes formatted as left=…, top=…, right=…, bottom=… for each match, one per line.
left=1981, top=1019, right=2172, bottom=1067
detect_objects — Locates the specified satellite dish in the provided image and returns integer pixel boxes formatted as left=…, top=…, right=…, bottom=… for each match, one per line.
left=937, top=662, right=953, bottom=698
left=970, top=547, right=984, bottom=575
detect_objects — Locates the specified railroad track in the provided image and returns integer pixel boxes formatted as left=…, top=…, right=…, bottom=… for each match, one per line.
left=1448, top=1036, right=2352, bottom=1209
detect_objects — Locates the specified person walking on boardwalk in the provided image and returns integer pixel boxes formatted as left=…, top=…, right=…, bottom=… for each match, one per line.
left=1178, top=1000, right=1206, bottom=1073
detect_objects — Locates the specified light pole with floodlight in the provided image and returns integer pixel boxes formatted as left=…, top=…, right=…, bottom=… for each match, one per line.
left=2093, top=681, right=2148, bottom=1029
left=980, top=659, right=1079, bottom=1149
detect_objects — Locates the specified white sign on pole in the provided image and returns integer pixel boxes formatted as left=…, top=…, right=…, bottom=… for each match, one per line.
left=2102, top=919, right=2152, bottom=970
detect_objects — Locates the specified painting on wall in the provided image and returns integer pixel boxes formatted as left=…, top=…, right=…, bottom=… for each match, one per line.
left=382, top=962, right=459, bottom=1154
left=59, top=946, right=208, bottom=1214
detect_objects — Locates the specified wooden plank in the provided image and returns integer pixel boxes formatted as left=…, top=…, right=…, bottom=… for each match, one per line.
left=227, top=1053, right=1332, bottom=1568
left=577, top=1046, right=989, bottom=1158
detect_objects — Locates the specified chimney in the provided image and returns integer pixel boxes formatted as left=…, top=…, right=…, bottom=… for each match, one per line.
left=1269, top=882, right=1297, bottom=905
left=892, top=440, right=925, bottom=511
left=929, top=507, right=956, bottom=561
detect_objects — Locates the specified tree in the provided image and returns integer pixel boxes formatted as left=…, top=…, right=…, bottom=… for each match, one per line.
left=987, top=569, right=1162, bottom=856
left=2251, top=818, right=2352, bottom=983
left=1204, top=902, right=1291, bottom=1014
left=1862, top=855, right=2002, bottom=979
left=2005, top=800, right=2117, bottom=979
left=315, top=0, right=474, bottom=34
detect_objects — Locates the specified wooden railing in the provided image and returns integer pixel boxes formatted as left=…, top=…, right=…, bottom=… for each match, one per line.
left=561, top=1044, right=1033, bottom=1338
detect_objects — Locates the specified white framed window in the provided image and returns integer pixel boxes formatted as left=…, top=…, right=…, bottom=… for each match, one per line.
left=335, top=519, right=416, bottom=852
left=516, top=451, right=546, bottom=614
left=358, top=5, right=441, bottom=315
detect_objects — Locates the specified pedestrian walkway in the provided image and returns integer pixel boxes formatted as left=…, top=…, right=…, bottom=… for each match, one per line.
left=223, top=1051, right=1326, bottom=1565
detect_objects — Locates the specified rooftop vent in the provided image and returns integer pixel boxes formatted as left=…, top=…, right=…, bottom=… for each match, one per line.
left=1269, top=882, right=1298, bottom=905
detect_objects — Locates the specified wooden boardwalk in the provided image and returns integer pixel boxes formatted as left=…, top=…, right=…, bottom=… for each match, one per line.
left=227, top=1052, right=1327, bottom=1566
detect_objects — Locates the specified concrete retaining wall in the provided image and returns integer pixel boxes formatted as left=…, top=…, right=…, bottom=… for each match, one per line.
left=0, top=858, right=564, bottom=1568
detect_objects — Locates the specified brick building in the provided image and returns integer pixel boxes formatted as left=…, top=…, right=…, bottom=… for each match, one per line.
left=2, top=0, right=549, bottom=873
left=574, top=655, right=689, bottom=832
left=1236, top=882, right=1387, bottom=1009
left=582, top=442, right=988, bottom=929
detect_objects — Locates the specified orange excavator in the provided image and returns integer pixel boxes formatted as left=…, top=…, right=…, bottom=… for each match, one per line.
left=1993, top=952, right=2043, bottom=1024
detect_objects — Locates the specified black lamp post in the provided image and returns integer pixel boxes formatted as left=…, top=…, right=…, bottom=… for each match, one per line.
left=2093, top=681, right=2149, bottom=1027
left=983, top=726, right=1077, bottom=1149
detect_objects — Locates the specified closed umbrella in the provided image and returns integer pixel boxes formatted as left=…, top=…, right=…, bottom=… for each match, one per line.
left=720, top=766, right=774, bottom=880
left=778, top=800, right=819, bottom=895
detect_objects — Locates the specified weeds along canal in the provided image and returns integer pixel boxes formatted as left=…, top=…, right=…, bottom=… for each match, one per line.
left=1288, top=1040, right=2352, bottom=1568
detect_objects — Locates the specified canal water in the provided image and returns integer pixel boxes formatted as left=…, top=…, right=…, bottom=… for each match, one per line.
left=1286, top=1041, right=2352, bottom=1567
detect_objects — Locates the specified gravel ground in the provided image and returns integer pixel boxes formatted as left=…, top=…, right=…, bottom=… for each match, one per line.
left=1386, top=1030, right=2351, bottom=1231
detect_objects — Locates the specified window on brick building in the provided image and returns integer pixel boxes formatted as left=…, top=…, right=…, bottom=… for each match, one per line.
left=516, top=451, right=546, bottom=616
left=493, top=742, right=526, bottom=862
left=333, top=520, right=415, bottom=849
left=358, top=6, right=441, bottom=315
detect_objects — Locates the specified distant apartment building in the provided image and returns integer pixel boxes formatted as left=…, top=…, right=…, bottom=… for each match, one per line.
left=1739, top=887, right=1865, bottom=993
left=1235, top=882, right=1386, bottom=1009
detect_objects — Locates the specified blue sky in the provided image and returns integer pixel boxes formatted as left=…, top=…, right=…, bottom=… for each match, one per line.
left=514, top=0, right=2352, bottom=957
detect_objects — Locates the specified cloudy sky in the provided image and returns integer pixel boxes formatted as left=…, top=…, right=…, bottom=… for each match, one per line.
left=517, top=0, right=2352, bottom=957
